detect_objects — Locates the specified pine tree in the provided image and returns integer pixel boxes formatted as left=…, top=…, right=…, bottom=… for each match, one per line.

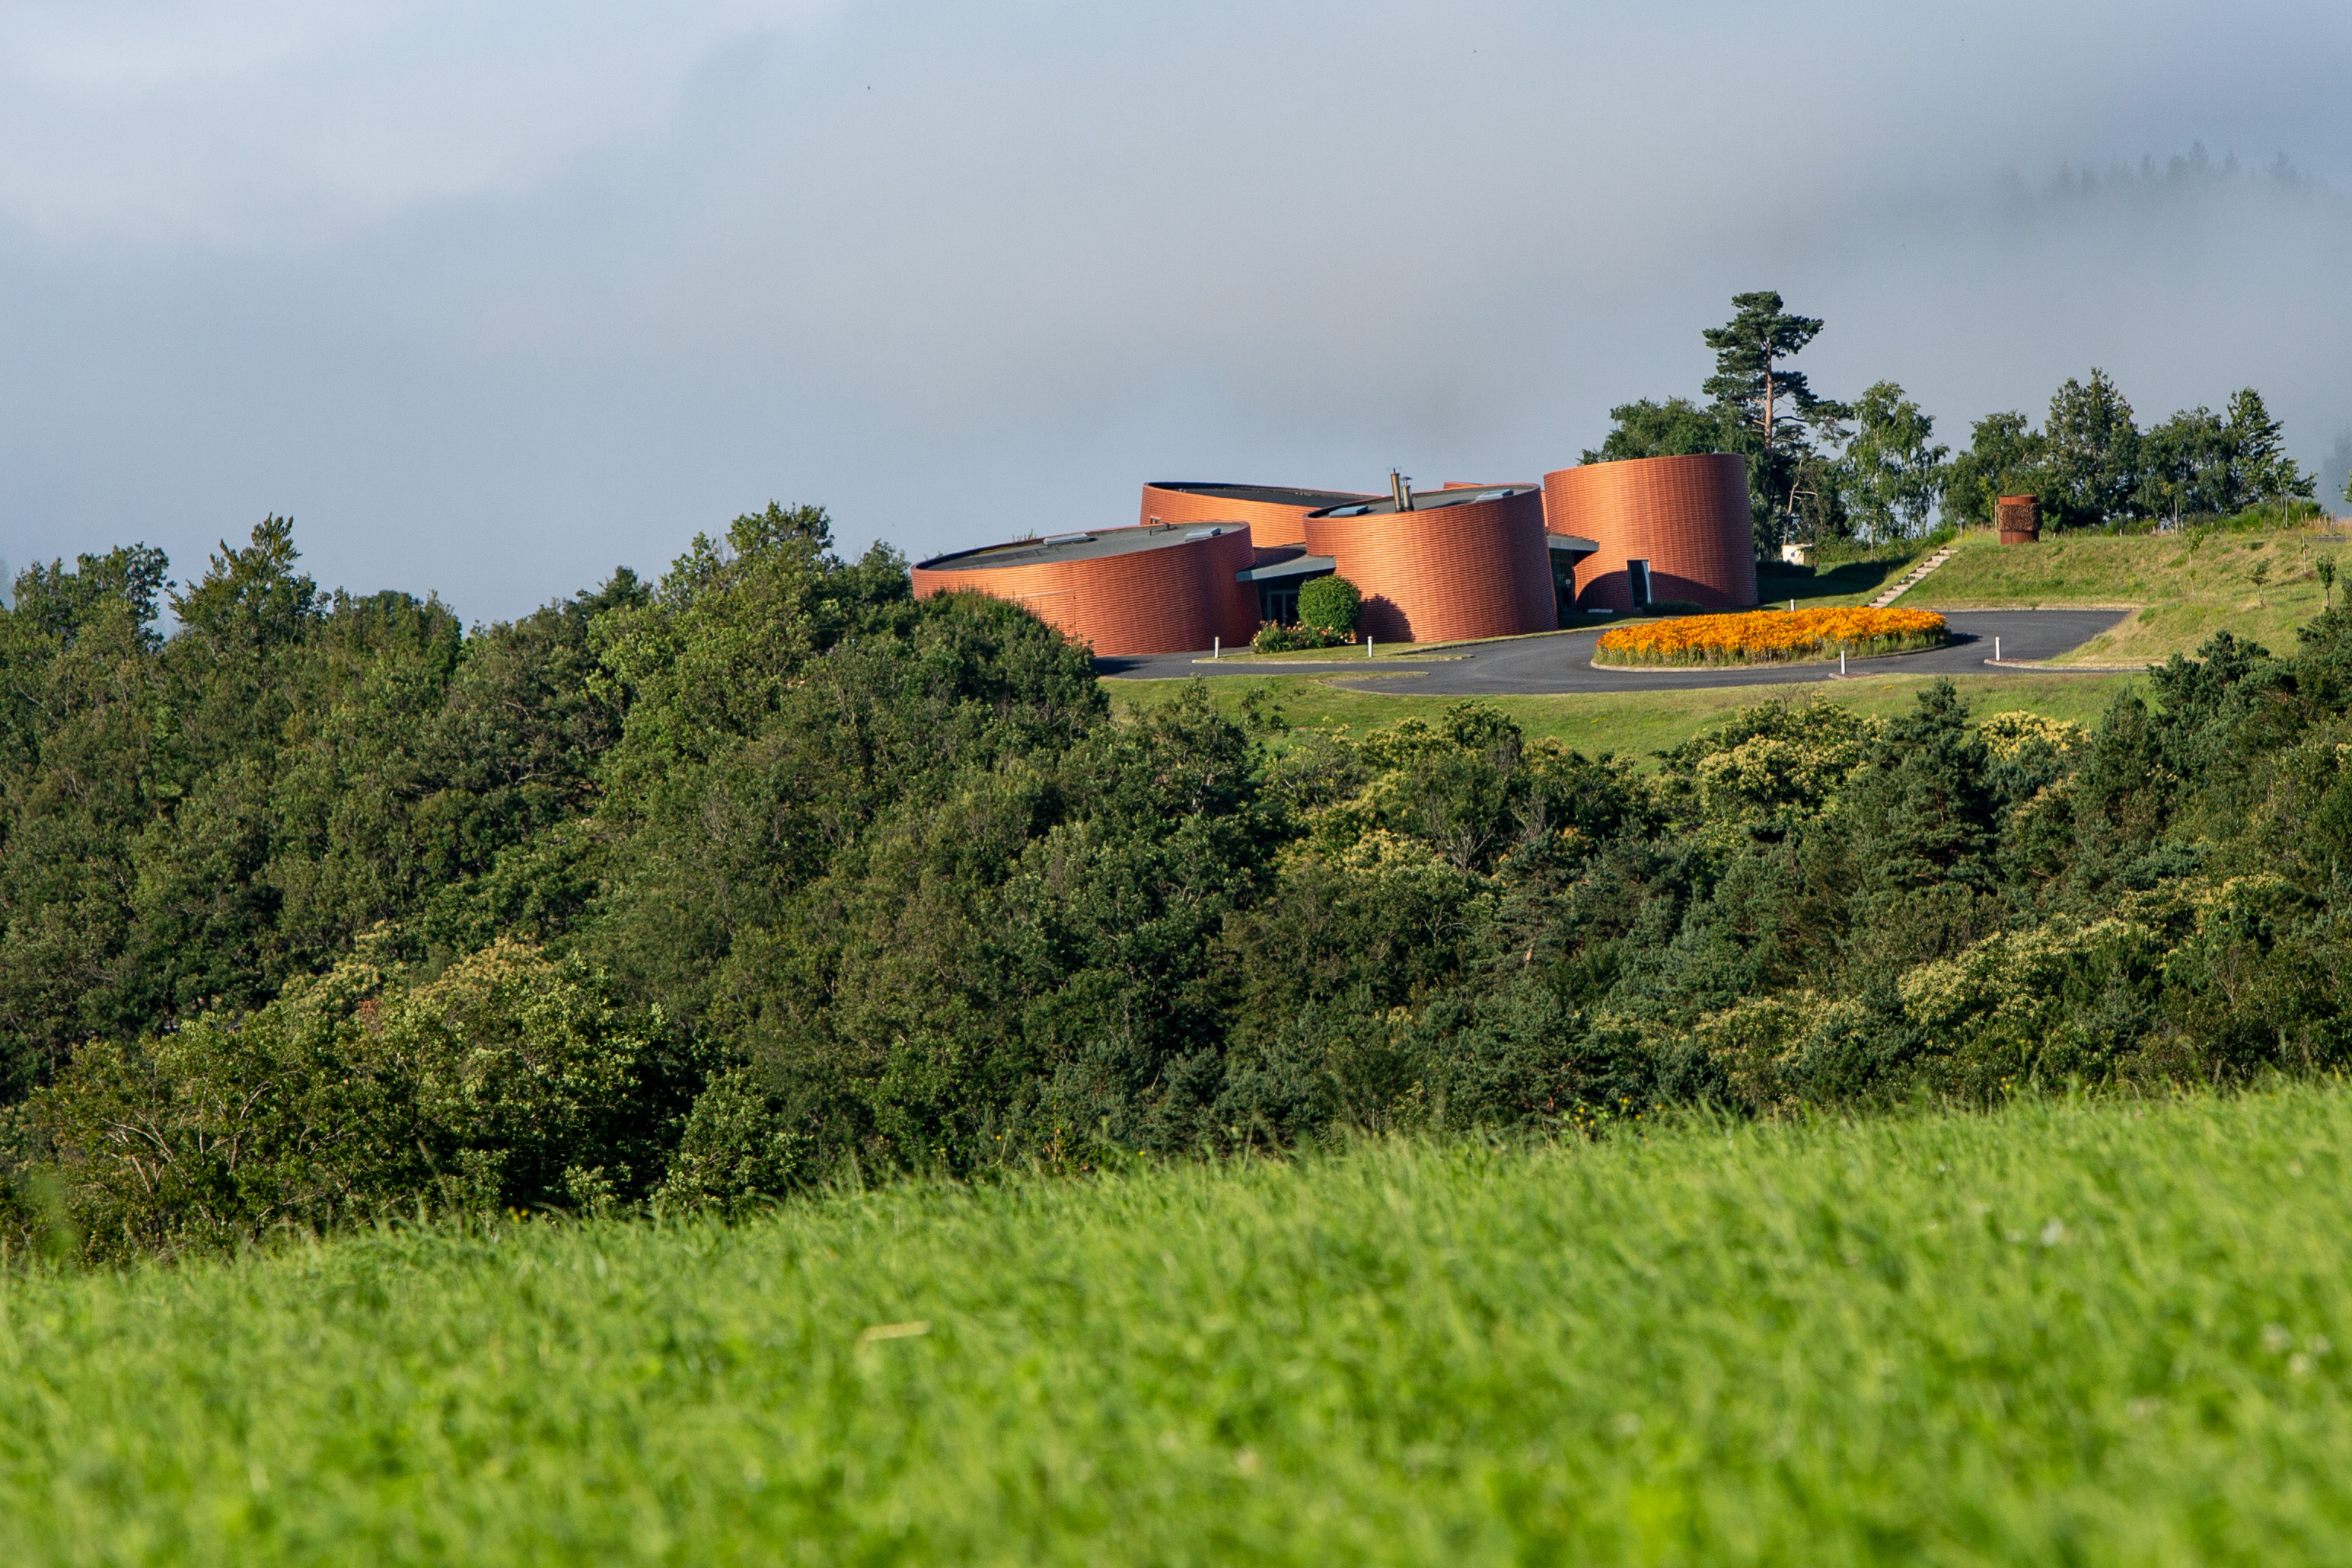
left=2221, top=387, right=2313, bottom=508
left=1701, top=292, right=1845, bottom=547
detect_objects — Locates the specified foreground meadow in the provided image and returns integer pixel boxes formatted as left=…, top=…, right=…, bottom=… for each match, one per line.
left=8, top=1086, right=2352, bottom=1564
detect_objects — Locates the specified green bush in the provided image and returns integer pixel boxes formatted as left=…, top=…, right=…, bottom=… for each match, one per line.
left=21, top=940, right=681, bottom=1260
left=1251, top=622, right=1352, bottom=653
left=1296, top=574, right=1362, bottom=634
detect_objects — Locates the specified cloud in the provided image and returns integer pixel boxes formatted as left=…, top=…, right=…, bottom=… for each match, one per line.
left=4, top=1, right=2351, bottom=619
left=0, top=2, right=833, bottom=240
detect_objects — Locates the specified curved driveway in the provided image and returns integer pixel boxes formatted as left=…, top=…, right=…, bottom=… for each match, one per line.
left=1095, top=609, right=2131, bottom=696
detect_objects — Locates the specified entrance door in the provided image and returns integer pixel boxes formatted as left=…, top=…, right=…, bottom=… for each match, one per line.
left=1627, top=559, right=1652, bottom=610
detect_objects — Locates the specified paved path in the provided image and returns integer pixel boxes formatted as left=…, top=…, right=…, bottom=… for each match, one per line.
left=1094, top=609, right=2131, bottom=696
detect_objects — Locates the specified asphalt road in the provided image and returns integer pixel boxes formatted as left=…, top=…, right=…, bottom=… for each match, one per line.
left=1093, top=609, right=2132, bottom=696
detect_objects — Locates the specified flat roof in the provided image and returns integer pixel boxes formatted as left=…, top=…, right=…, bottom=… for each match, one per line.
left=1146, top=482, right=1377, bottom=510
left=916, top=522, right=1246, bottom=574
left=1235, top=553, right=1337, bottom=583
left=1306, top=484, right=1539, bottom=519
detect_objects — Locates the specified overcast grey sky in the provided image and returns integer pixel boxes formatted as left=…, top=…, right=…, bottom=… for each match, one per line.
left=5, top=1, right=2350, bottom=620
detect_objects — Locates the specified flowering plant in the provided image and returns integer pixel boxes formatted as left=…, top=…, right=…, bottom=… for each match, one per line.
left=1595, top=607, right=1946, bottom=667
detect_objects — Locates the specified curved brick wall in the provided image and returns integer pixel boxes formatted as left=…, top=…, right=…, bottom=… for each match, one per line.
left=1303, top=489, right=1556, bottom=644
left=912, top=524, right=1260, bottom=658
left=1139, top=483, right=1375, bottom=550
left=1541, top=454, right=1756, bottom=612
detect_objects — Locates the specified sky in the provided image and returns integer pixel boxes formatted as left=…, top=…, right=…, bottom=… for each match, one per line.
left=4, top=0, right=2350, bottom=621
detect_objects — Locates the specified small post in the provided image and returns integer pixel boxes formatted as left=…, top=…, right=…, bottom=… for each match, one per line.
left=1213, top=636, right=1220, bottom=661
left=1366, top=636, right=1375, bottom=659
left=1995, top=636, right=2001, bottom=664
left=1789, top=598, right=1796, bottom=613
left=1839, top=649, right=1846, bottom=676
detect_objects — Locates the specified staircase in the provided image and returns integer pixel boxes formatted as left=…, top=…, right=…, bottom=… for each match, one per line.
left=1867, top=546, right=1955, bottom=609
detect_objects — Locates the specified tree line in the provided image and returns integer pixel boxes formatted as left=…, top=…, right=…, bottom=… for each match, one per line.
left=6, top=511, right=2352, bottom=1260
left=1589, top=292, right=2328, bottom=548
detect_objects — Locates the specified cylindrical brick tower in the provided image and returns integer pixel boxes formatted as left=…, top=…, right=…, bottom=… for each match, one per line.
left=1139, top=483, right=1378, bottom=550
left=1302, top=486, right=1556, bottom=644
left=912, top=523, right=1260, bottom=657
left=1541, top=454, right=1756, bottom=612
left=1997, top=495, right=2040, bottom=544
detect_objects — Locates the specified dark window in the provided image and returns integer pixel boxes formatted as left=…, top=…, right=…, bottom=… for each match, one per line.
left=1627, top=559, right=1652, bottom=609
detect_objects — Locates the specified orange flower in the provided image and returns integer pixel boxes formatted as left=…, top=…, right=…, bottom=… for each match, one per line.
left=1595, top=607, right=1946, bottom=666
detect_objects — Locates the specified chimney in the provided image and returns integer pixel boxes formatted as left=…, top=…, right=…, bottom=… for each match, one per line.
left=1390, top=470, right=1413, bottom=512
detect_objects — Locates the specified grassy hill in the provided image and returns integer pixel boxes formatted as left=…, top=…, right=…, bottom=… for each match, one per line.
left=8, top=1086, right=2352, bottom=1564
left=1910, top=522, right=2351, bottom=665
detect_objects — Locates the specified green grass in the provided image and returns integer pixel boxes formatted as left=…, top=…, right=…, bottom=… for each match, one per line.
left=8, top=1086, right=2352, bottom=1563
left=1112, top=670, right=2141, bottom=764
left=1913, top=524, right=2352, bottom=665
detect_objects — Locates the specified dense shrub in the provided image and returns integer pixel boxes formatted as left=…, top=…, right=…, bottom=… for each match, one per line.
left=17, top=939, right=687, bottom=1260
left=1296, top=575, right=1362, bottom=635
left=1251, top=622, right=1353, bottom=653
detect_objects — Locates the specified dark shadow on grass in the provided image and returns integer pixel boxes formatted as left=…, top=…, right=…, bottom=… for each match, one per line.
left=1757, top=556, right=1916, bottom=606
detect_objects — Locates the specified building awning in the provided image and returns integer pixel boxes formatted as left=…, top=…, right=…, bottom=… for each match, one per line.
left=1547, top=534, right=1600, bottom=555
left=1235, top=554, right=1337, bottom=583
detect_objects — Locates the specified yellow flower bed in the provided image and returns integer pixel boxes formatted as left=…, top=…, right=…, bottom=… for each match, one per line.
left=1595, top=607, right=1947, bottom=667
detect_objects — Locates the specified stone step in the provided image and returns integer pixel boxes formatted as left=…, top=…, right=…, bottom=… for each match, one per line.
left=1866, top=547, right=1955, bottom=610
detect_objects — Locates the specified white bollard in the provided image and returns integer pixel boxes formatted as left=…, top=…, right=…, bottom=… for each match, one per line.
left=1213, top=636, right=1220, bottom=661
left=1995, top=636, right=2002, bottom=664
left=1789, top=598, right=1796, bottom=613
left=1839, top=649, right=1846, bottom=676
left=1366, top=636, right=1375, bottom=659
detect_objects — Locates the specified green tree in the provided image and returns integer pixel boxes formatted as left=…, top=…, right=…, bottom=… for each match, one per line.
left=1843, top=381, right=1949, bottom=543
left=1943, top=411, right=2048, bottom=527
left=2042, top=371, right=2141, bottom=527
left=1701, top=292, right=1847, bottom=548
left=2220, top=387, right=2313, bottom=508
left=2134, top=390, right=2309, bottom=524
left=1580, top=397, right=1728, bottom=464
left=168, top=515, right=318, bottom=652
left=2137, top=406, right=2227, bottom=525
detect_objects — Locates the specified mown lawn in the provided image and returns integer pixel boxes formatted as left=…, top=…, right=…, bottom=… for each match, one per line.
left=8, top=1086, right=2352, bottom=1563
left=1111, top=669, right=2140, bottom=764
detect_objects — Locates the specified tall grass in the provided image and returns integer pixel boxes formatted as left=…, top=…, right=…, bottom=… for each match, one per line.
left=7, top=1086, right=2352, bottom=1563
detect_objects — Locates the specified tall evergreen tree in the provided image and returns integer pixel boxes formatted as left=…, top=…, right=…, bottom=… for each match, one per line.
left=1701, top=291, right=1844, bottom=546
left=2220, top=387, right=2313, bottom=508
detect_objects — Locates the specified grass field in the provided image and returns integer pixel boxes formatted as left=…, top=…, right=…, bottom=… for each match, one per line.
left=1112, top=669, right=2140, bottom=763
left=7, top=1086, right=2352, bottom=1563
left=1914, top=523, right=2352, bottom=665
